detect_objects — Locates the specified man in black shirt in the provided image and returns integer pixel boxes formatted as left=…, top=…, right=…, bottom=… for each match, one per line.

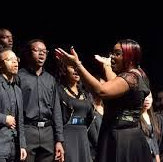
left=0, top=48, right=27, bottom=162
left=16, top=39, right=64, bottom=162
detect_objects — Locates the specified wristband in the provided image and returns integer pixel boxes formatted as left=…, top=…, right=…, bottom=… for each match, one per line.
left=75, top=61, right=82, bottom=69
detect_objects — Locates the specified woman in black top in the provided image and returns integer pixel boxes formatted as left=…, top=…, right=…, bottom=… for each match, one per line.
left=55, top=59, right=95, bottom=162
left=140, top=91, right=161, bottom=162
left=55, top=39, right=153, bottom=162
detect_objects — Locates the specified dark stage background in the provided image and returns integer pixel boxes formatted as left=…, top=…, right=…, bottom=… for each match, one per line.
left=1, top=2, right=162, bottom=90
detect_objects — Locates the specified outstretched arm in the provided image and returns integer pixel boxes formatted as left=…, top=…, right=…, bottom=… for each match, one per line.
left=55, top=47, right=102, bottom=92
left=55, top=47, right=129, bottom=99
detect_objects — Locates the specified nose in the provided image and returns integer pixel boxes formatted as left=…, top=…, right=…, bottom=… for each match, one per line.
left=9, top=36, right=13, bottom=41
left=39, top=51, right=45, bottom=56
left=12, top=59, right=18, bottom=64
left=12, top=57, right=20, bottom=63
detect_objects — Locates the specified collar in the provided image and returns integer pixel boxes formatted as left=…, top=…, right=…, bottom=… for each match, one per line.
left=26, top=67, right=45, bottom=76
left=0, top=75, right=16, bottom=89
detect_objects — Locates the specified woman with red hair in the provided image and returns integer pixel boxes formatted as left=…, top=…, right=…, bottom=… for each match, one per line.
left=55, top=39, right=152, bottom=162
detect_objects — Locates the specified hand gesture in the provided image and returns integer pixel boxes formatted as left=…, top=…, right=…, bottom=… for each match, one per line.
left=55, top=46, right=80, bottom=66
left=94, top=55, right=111, bottom=67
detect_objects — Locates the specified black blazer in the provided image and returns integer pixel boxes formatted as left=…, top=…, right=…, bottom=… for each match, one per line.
left=0, top=75, right=26, bottom=157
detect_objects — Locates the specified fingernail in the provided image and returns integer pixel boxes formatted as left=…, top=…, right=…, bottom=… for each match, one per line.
left=71, top=46, right=74, bottom=49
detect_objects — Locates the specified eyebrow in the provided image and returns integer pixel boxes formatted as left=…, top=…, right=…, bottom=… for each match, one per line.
left=113, top=49, right=122, bottom=52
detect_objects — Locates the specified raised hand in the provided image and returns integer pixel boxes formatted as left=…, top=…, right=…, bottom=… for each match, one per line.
left=55, top=46, right=80, bottom=66
left=94, top=55, right=111, bottom=67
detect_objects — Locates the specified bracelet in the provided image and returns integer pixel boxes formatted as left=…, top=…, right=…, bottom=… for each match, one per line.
left=75, top=61, right=82, bottom=69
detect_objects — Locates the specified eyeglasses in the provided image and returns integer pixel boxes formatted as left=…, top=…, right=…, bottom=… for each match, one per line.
left=2, top=56, right=20, bottom=62
left=31, top=48, right=49, bottom=55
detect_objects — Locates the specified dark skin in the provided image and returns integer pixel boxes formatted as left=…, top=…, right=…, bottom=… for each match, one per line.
left=0, top=29, right=13, bottom=49
left=0, top=49, right=27, bottom=160
left=55, top=43, right=131, bottom=99
left=27, top=41, right=64, bottom=161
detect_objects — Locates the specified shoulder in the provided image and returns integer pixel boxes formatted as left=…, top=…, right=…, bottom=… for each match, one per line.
left=43, top=71, right=57, bottom=84
left=56, top=83, right=64, bottom=93
left=0, top=75, right=4, bottom=89
left=14, top=84, right=22, bottom=94
left=118, top=72, right=138, bottom=89
left=43, top=71, right=54, bottom=78
left=17, top=68, right=29, bottom=80
left=0, top=74, right=4, bottom=83
left=118, top=71, right=138, bottom=80
left=18, top=68, right=28, bottom=75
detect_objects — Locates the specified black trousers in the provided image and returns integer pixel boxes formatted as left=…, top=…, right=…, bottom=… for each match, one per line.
left=24, top=125, right=54, bottom=162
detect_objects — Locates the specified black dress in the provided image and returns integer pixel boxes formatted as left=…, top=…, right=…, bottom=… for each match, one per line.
left=144, top=124, right=159, bottom=162
left=155, top=112, right=163, bottom=161
left=88, top=110, right=103, bottom=161
left=95, top=72, right=153, bottom=162
left=58, top=85, right=94, bottom=162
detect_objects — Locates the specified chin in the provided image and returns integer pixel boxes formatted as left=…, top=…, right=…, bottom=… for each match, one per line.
left=74, top=78, right=80, bottom=82
left=37, top=63, right=44, bottom=67
left=12, top=72, right=18, bottom=75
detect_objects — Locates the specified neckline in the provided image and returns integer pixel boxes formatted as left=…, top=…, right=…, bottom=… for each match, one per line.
left=63, top=86, right=87, bottom=100
left=66, top=86, right=81, bottom=99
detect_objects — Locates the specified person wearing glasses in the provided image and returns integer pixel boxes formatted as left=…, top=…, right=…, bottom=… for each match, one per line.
left=0, top=47, right=27, bottom=162
left=55, top=39, right=153, bottom=162
left=16, top=39, right=64, bottom=162
left=0, top=28, right=13, bottom=49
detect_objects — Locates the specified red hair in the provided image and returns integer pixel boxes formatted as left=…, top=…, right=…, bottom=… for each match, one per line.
left=118, top=39, right=142, bottom=69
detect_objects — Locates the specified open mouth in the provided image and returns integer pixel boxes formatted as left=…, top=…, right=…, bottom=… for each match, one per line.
left=73, top=72, right=79, bottom=78
left=13, top=66, right=18, bottom=70
left=38, top=57, right=45, bottom=63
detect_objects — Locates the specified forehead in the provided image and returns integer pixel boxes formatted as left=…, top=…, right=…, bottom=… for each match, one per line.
left=31, top=41, right=46, bottom=48
left=1, top=50, right=16, bottom=59
left=114, top=43, right=122, bottom=50
left=0, top=30, right=12, bottom=36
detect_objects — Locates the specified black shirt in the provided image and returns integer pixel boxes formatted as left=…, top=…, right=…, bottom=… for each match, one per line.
left=5, top=81, right=17, bottom=117
left=17, top=68, right=59, bottom=120
left=16, top=68, right=64, bottom=141
left=0, top=75, right=24, bottom=140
